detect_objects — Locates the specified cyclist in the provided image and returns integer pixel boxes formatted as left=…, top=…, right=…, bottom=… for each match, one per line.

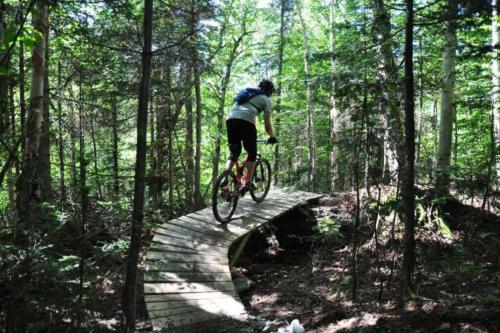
left=225, top=79, right=278, bottom=192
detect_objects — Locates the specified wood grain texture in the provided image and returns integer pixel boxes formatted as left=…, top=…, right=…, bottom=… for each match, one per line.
left=144, top=188, right=322, bottom=331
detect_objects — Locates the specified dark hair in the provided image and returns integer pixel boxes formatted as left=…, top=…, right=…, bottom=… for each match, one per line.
left=258, top=79, right=275, bottom=96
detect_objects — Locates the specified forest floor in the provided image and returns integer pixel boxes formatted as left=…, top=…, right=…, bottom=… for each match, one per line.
left=221, top=188, right=500, bottom=333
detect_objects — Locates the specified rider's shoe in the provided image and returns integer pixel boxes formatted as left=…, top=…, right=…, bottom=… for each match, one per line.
left=239, top=181, right=255, bottom=195
left=220, top=177, right=228, bottom=188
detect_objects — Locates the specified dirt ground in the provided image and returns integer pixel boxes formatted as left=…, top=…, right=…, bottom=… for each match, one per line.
left=231, top=190, right=500, bottom=333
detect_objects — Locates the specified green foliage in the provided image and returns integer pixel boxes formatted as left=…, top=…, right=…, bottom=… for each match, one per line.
left=315, top=216, right=342, bottom=236
left=433, top=209, right=454, bottom=239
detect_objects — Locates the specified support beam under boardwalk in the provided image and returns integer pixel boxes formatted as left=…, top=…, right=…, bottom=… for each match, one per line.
left=143, top=188, right=322, bottom=331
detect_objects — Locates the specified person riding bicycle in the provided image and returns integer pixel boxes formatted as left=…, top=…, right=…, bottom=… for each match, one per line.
left=225, top=79, right=278, bottom=192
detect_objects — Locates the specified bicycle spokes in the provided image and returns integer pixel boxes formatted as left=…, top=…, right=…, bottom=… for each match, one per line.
left=212, top=171, right=239, bottom=222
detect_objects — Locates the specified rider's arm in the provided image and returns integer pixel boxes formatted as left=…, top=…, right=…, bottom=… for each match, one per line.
left=264, top=112, right=274, bottom=137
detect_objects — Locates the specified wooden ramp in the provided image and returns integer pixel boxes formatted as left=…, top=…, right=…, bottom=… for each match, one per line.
left=144, top=188, right=322, bottom=331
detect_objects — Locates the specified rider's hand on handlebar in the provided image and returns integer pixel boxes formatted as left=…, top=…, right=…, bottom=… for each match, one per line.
left=267, top=136, right=278, bottom=144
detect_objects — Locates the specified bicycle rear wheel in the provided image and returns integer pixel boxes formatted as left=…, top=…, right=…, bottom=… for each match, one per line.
left=250, top=158, right=272, bottom=202
left=212, top=170, right=239, bottom=223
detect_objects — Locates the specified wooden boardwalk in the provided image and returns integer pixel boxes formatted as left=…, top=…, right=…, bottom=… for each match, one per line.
left=144, top=188, right=322, bottom=331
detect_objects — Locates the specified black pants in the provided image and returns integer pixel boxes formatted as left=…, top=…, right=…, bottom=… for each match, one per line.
left=226, top=118, right=257, bottom=162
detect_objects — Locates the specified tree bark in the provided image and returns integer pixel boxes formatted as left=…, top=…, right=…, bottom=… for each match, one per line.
left=122, top=0, right=153, bottom=331
left=492, top=0, right=500, bottom=188
left=329, top=0, right=340, bottom=192
left=89, top=108, right=102, bottom=199
left=273, top=0, right=287, bottom=186
left=435, top=0, right=457, bottom=194
left=211, top=28, right=246, bottom=187
left=88, top=84, right=102, bottom=199
left=111, top=97, right=120, bottom=196
left=371, top=0, right=404, bottom=185
left=16, top=0, right=48, bottom=226
left=401, top=0, right=416, bottom=302
left=38, top=33, right=51, bottom=201
left=193, top=60, right=203, bottom=208
left=11, top=1, right=48, bottom=330
left=20, top=41, right=26, bottom=142
left=184, top=71, right=194, bottom=211
left=416, top=38, right=424, bottom=171
left=297, top=0, right=317, bottom=191
left=57, top=61, right=66, bottom=205
left=77, top=74, right=88, bottom=328
left=0, top=0, right=7, bottom=136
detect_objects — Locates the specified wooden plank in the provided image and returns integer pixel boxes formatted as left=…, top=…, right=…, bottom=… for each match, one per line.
left=240, top=196, right=298, bottom=208
left=151, top=234, right=228, bottom=253
left=266, top=200, right=300, bottom=210
left=238, top=200, right=296, bottom=212
left=144, top=188, right=323, bottom=331
left=155, top=221, right=234, bottom=247
left=144, top=271, right=232, bottom=283
left=144, top=281, right=236, bottom=294
left=236, top=202, right=290, bottom=220
left=148, top=299, right=246, bottom=318
left=146, top=296, right=245, bottom=313
left=150, top=309, right=241, bottom=331
left=227, top=215, right=269, bottom=231
left=183, top=213, right=253, bottom=236
left=148, top=242, right=227, bottom=255
left=152, top=227, right=231, bottom=248
left=146, top=251, right=228, bottom=264
left=144, top=261, right=230, bottom=274
left=164, top=216, right=234, bottom=239
left=145, top=291, right=238, bottom=303
left=193, top=210, right=267, bottom=233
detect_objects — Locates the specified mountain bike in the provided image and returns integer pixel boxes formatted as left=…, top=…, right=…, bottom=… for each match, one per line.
left=212, top=139, right=274, bottom=223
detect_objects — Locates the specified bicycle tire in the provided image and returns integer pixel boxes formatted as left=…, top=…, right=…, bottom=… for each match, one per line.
left=212, top=170, right=239, bottom=223
left=250, top=158, right=272, bottom=202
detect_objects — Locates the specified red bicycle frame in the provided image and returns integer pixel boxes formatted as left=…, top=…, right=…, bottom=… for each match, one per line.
left=233, top=157, right=249, bottom=183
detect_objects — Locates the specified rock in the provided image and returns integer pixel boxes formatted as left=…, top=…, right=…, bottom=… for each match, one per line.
left=233, top=276, right=254, bottom=293
left=439, top=322, right=451, bottom=330
left=289, top=319, right=305, bottom=333
left=251, top=318, right=266, bottom=330
left=263, top=320, right=286, bottom=332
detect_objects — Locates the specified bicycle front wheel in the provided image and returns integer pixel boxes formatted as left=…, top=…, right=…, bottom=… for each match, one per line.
left=212, top=170, right=239, bottom=223
left=250, top=158, right=272, bottom=202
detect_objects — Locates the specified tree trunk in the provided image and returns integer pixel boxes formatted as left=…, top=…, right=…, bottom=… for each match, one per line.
left=401, top=0, right=416, bottom=302
left=416, top=38, right=424, bottom=170
left=0, top=0, right=7, bottom=136
left=70, top=107, right=78, bottom=195
left=89, top=107, right=102, bottom=199
left=11, top=1, right=48, bottom=330
left=38, top=33, right=51, bottom=201
left=274, top=0, right=287, bottom=186
left=298, top=0, right=317, bottom=191
left=184, top=84, right=194, bottom=212
left=492, top=0, right=500, bottom=187
left=211, top=31, right=246, bottom=186
left=111, top=98, right=120, bottom=196
left=77, top=74, right=88, bottom=328
left=122, top=0, right=152, bottom=331
left=57, top=61, right=66, bottom=206
left=193, top=61, right=203, bottom=208
left=16, top=0, right=48, bottom=225
left=168, top=100, right=174, bottom=216
left=20, top=40, right=26, bottom=142
left=329, top=0, right=341, bottom=192
left=371, top=0, right=404, bottom=185
left=436, top=0, right=457, bottom=194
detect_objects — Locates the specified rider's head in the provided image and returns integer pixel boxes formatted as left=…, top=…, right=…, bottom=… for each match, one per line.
left=258, top=79, right=275, bottom=97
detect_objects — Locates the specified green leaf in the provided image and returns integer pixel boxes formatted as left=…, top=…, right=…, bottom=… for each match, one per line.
left=435, top=217, right=453, bottom=238
left=478, top=232, right=491, bottom=240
